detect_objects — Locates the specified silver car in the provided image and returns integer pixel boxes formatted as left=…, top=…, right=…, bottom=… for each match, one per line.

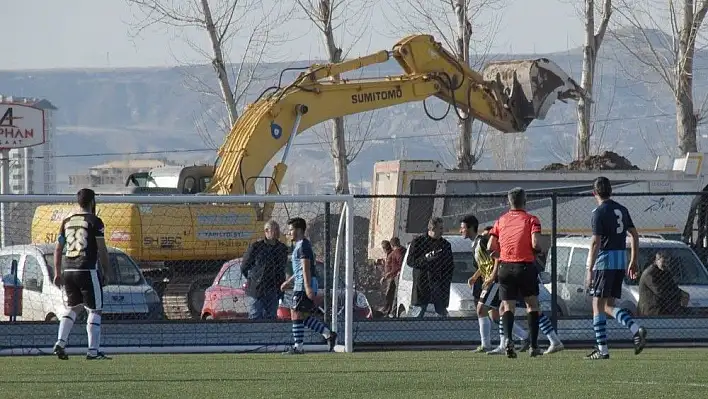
left=547, top=236, right=708, bottom=316
left=395, top=235, right=566, bottom=318
left=0, top=244, right=163, bottom=321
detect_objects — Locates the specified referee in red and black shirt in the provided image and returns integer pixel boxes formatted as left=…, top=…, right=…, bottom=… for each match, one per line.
left=487, top=187, right=543, bottom=359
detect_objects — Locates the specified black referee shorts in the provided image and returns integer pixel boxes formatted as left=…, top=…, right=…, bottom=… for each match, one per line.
left=497, top=262, right=539, bottom=301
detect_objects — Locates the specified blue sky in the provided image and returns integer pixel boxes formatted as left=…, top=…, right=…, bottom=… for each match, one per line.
left=3, top=0, right=584, bottom=70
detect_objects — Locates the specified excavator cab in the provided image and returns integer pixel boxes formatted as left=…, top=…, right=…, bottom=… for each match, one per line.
left=124, top=165, right=215, bottom=195
left=176, top=165, right=214, bottom=194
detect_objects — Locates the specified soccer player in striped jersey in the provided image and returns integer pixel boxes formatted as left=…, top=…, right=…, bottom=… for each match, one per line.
left=585, top=177, right=647, bottom=360
left=460, top=216, right=564, bottom=355
left=281, top=217, right=337, bottom=355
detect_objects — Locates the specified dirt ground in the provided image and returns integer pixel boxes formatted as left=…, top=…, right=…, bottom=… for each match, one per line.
left=541, top=151, right=640, bottom=171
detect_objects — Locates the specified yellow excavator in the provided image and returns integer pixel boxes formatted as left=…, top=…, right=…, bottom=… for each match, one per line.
left=30, top=34, right=585, bottom=320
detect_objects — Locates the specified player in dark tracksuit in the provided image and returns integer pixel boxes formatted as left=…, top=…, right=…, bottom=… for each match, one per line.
left=584, top=177, right=647, bottom=360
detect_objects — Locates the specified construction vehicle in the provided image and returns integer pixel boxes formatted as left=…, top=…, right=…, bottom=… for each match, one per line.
left=30, top=34, right=585, bottom=320
left=366, top=155, right=708, bottom=261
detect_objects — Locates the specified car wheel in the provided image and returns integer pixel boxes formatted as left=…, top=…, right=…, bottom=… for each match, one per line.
left=203, top=314, right=213, bottom=321
left=46, top=314, right=58, bottom=322
left=188, top=278, right=212, bottom=319
left=396, top=305, right=406, bottom=318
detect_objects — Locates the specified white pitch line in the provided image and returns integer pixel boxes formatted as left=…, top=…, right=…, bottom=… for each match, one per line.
left=609, top=380, right=708, bottom=388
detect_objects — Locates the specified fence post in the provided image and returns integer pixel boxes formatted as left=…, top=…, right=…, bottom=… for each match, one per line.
left=550, top=193, right=559, bottom=331
left=324, top=202, right=331, bottom=320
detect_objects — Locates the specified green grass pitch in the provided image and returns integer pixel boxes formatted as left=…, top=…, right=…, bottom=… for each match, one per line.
left=0, top=348, right=706, bottom=399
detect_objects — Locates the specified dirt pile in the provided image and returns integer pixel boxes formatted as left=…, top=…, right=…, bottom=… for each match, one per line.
left=541, top=151, right=640, bottom=171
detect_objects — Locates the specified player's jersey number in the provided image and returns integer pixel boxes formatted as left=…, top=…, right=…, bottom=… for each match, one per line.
left=65, top=218, right=89, bottom=258
left=614, top=209, right=624, bottom=234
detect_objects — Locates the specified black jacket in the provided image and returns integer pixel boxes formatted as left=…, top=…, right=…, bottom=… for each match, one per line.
left=637, top=264, right=687, bottom=316
left=407, top=234, right=455, bottom=307
left=240, top=239, right=288, bottom=298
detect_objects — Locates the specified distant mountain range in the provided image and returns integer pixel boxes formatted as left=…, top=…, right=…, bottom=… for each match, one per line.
left=1, top=27, right=705, bottom=193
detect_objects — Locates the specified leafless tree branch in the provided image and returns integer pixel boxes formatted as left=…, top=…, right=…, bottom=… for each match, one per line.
left=611, top=0, right=708, bottom=154
left=384, top=0, right=509, bottom=169
left=295, top=0, right=377, bottom=194
left=124, top=0, right=293, bottom=147
left=575, top=0, right=614, bottom=160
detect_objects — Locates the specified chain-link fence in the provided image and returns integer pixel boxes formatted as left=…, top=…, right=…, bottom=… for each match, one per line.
left=349, top=191, right=708, bottom=349
left=0, top=194, right=357, bottom=353
left=551, top=192, right=708, bottom=344
left=2, top=191, right=708, bottom=354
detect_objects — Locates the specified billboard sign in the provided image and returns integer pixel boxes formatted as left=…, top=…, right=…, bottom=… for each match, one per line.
left=0, top=103, right=46, bottom=149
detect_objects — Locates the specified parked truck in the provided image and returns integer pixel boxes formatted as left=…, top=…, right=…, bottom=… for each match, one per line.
left=366, top=154, right=708, bottom=262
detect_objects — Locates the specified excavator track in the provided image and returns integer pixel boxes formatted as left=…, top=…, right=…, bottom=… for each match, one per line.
left=161, top=273, right=217, bottom=320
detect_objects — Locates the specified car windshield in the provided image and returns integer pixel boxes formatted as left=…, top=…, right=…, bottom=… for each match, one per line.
left=625, top=247, right=708, bottom=286
left=43, top=253, right=144, bottom=286
left=451, top=252, right=477, bottom=284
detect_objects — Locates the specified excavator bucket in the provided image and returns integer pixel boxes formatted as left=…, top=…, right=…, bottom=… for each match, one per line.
left=482, top=58, right=588, bottom=124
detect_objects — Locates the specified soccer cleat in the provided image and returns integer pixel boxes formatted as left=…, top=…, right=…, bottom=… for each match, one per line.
left=282, top=346, right=305, bottom=355
left=327, top=332, right=338, bottom=352
left=472, top=345, right=490, bottom=353
left=517, top=338, right=531, bottom=352
left=505, top=342, right=517, bottom=359
left=633, top=327, right=648, bottom=355
left=584, top=349, right=610, bottom=360
left=528, top=347, right=542, bottom=357
left=86, top=352, right=111, bottom=360
left=53, top=344, right=69, bottom=360
left=486, top=346, right=505, bottom=355
left=543, top=343, right=565, bottom=355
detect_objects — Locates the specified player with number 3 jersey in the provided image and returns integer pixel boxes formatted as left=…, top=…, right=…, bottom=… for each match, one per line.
left=52, top=188, right=112, bottom=361
left=585, top=177, right=647, bottom=360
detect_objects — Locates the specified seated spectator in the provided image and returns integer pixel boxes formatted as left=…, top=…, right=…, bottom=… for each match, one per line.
left=637, top=251, right=690, bottom=316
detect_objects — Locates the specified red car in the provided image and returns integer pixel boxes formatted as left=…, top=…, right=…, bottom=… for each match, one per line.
left=201, top=257, right=373, bottom=321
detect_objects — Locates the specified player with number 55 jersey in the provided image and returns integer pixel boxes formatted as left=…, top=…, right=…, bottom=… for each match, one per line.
left=584, top=177, right=647, bottom=360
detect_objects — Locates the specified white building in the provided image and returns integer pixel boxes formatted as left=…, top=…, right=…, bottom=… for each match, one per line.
left=0, top=95, right=57, bottom=194
left=68, top=159, right=173, bottom=193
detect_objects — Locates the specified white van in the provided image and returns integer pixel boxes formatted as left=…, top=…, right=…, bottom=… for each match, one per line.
left=0, top=244, right=163, bottom=321
left=395, top=235, right=565, bottom=318
left=547, top=236, right=708, bottom=316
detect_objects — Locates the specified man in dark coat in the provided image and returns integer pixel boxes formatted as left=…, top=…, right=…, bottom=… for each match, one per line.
left=637, top=251, right=690, bottom=316
left=240, top=220, right=288, bottom=320
left=406, top=217, right=454, bottom=317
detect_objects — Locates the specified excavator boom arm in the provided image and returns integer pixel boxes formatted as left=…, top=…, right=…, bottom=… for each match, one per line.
left=206, top=34, right=585, bottom=196
left=209, top=75, right=442, bottom=195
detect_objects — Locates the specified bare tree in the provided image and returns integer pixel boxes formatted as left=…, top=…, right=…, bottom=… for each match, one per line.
left=612, top=0, right=708, bottom=154
left=386, top=0, right=508, bottom=169
left=295, top=0, right=376, bottom=194
left=125, top=0, right=288, bottom=146
left=431, top=118, right=487, bottom=168
left=575, top=0, right=613, bottom=160
left=548, top=61, right=621, bottom=162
